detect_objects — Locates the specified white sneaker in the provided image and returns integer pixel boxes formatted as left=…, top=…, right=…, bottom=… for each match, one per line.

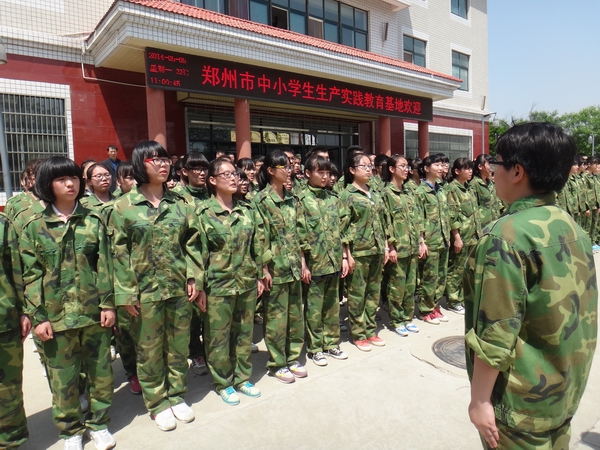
left=79, top=394, right=89, bottom=413
left=154, top=408, right=177, bottom=431
left=63, top=434, right=83, bottom=450
left=171, top=402, right=195, bottom=423
left=88, top=429, right=116, bottom=450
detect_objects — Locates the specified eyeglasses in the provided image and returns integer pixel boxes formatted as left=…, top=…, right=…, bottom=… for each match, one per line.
left=354, top=164, right=374, bottom=171
left=91, top=174, right=112, bottom=181
left=189, top=167, right=208, bottom=174
left=215, top=171, right=240, bottom=180
left=396, top=164, right=409, bottom=170
left=275, top=165, right=293, bottom=173
left=489, top=159, right=513, bottom=170
left=144, top=157, right=171, bottom=166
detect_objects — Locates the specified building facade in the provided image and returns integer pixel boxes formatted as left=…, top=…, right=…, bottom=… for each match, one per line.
left=0, top=0, right=490, bottom=204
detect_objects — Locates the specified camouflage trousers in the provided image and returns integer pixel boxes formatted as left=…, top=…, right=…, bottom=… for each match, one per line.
left=204, top=288, right=256, bottom=392
left=131, top=297, right=192, bottom=416
left=189, top=303, right=205, bottom=360
left=42, top=324, right=113, bottom=439
left=446, top=245, right=473, bottom=307
left=417, top=247, right=449, bottom=314
left=0, top=328, right=28, bottom=448
left=591, top=209, right=600, bottom=244
left=263, top=280, right=304, bottom=371
left=385, top=254, right=418, bottom=328
left=347, top=254, right=384, bottom=342
left=581, top=211, right=593, bottom=237
left=303, top=274, right=341, bottom=354
left=480, top=419, right=571, bottom=450
left=116, top=307, right=136, bottom=379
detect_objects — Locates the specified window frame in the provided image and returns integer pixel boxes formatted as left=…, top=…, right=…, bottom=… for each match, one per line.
left=403, top=35, right=427, bottom=67
left=452, top=50, right=469, bottom=91
left=451, top=0, right=468, bottom=19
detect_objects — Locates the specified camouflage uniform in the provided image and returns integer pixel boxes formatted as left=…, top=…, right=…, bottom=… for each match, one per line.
left=445, top=180, right=482, bottom=307
left=470, top=177, right=500, bottom=228
left=382, top=183, right=421, bottom=327
left=339, top=184, right=392, bottom=342
left=79, top=192, right=115, bottom=211
left=464, top=193, right=597, bottom=448
left=582, top=172, right=598, bottom=236
left=109, top=186, right=203, bottom=416
left=4, top=191, right=35, bottom=221
left=415, top=181, right=451, bottom=314
left=0, top=213, right=28, bottom=448
left=19, top=203, right=114, bottom=439
left=253, top=184, right=305, bottom=372
left=403, top=178, right=420, bottom=196
left=574, top=174, right=588, bottom=227
left=297, top=184, right=343, bottom=354
left=197, top=197, right=264, bottom=392
left=594, top=175, right=600, bottom=244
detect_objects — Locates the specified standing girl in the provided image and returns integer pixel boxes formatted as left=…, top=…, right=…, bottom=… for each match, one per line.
left=20, top=156, right=115, bottom=450
left=253, top=149, right=309, bottom=384
left=471, top=154, right=501, bottom=228
left=198, top=158, right=265, bottom=405
left=297, top=155, right=349, bottom=366
left=339, top=152, right=394, bottom=352
left=81, top=163, right=114, bottom=209
left=109, top=141, right=203, bottom=431
left=444, top=158, right=481, bottom=314
left=381, top=155, right=425, bottom=336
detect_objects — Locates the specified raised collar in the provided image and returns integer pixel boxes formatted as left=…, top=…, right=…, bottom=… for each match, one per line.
left=507, top=192, right=556, bottom=215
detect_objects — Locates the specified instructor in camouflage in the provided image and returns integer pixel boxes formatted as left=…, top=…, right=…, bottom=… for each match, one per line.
left=464, top=122, right=598, bottom=449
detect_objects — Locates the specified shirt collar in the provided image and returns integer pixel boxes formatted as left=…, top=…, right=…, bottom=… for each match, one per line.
left=51, top=201, right=79, bottom=223
left=507, top=192, right=556, bottom=215
left=129, top=185, right=177, bottom=206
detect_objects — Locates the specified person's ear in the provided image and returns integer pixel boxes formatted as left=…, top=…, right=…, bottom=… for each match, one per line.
left=512, top=163, right=526, bottom=184
left=208, top=176, right=217, bottom=188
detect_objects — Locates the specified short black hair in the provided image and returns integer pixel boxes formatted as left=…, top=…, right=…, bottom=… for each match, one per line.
left=495, top=122, right=576, bottom=193
left=374, top=153, right=389, bottom=167
left=34, top=156, right=85, bottom=203
left=304, top=155, right=331, bottom=173
left=131, top=140, right=169, bottom=185
left=116, top=161, right=133, bottom=180
left=237, top=158, right=255, bottom=172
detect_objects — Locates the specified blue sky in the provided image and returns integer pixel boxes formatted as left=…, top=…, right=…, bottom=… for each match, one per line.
left=488, top=1, right=600, bottom=121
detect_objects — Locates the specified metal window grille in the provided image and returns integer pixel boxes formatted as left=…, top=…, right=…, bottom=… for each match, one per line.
left=0, top=94, right=68, bottom=192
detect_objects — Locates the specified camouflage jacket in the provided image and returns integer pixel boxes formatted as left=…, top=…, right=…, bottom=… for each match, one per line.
left=339, top=184, right=393, bottom=257
left=575, top=173, right=589, bottom=212
left=175, top=184, right=210, bottom=206
left=108, top=185, right=204, bottom=305
left=563, top=175, right=581, bottom=215
left=19, top=203, right=114, bottom=331
left=0, top=213, right=23, bottom=333
left=196, top=197, right=264, bottom=296
left=594, top=175, right=600, bottom=211
left=464, top=193, right=597, bottom=432
left=403, top=178, right=420, bottom=196
left=415, top=180, right=451, bottom=250
left=253, top=184, right=305, bottom=284
left=445, top=180, right=482, bottom=246
left=297, top=184, right=343, bottom=276
left=4, top=191, right=35, bottom=221
left=584, top=172, right=599, bottom=209
left=470, top=177, right=500, bottom=228
left=382, top=183, right=421, bottom=259
left=79, top=192, right=116, bottom=211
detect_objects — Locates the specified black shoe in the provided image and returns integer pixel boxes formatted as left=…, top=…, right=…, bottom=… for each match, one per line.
left=325, top=348, right=348, bottom=360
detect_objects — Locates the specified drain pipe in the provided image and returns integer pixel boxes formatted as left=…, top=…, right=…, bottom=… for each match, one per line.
left=0, top=101, right=12, bottom=200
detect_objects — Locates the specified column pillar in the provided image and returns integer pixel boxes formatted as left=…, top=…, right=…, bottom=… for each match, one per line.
left=378, top=116, right=391, bottom=155
left=418, top=120, right=429, bottom=159
left=146, top=87, right=167, bottom=149
left=235, top=98, right=251, bottom=160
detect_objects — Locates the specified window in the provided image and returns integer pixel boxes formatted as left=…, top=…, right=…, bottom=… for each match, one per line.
left=180, top=0, right=226, bottom=13
left=250, top=0, right=269, bottom=23
left=403, top=35, right=426, bottom=67
left=452, top=51, right=469, bottom=91
left=451, top=0, right=467, bottom=19
left=405, top=131, right=471, bottom=161
left=0, top=94, right=68, bottom=193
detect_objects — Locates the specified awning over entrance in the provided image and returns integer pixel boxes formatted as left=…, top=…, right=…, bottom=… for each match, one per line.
left=86, top=0, right=461, bottom=103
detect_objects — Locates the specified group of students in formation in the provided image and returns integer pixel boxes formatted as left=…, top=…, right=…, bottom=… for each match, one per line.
left=3, top=136, right=563, bottom=450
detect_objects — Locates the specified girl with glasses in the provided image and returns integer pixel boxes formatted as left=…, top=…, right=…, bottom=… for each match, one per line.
left=339, top=152, right=394, bottom=352
left=81, top=163, right=114, bottom=209
left=253, top=149, right=309, bottom=384
left=196, top=158, right=265, bottom=405
left=108, top=141, right=203, bottom=432
left=19, top=156, right=116, bottom=449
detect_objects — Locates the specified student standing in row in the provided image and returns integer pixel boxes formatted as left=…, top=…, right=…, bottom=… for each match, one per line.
left=0, top=213, right=30, bottom=449
left=80, top=163, right=115, bottom=209
left=471, top=154, right=500, bottom=229
left=444, top=158, right=481, bottom=314
left=253, top=149, right=309, bottom=384
left=381, top=155, right=424, bottom=337
left=20, top=156, right=116, bottom=450
left=339, top=152, right=393, bottom=351
left=415, top=155, right=450, bottom=325
left=297, top=155, right=349, bottom=366
left=198, top=158, right=265, bottom=405
left=109, top=141, right=203, bottom=431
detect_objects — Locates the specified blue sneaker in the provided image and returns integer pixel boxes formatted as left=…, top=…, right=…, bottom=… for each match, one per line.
left=237, top=382, right=261, bottom=398
left=394, top=325, right=409, bottom=337
left=593, top=244, right=600, bottom=252
left=219, top=386, right=240, bottom=406
left=405, top=322, right=419, bottom=333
